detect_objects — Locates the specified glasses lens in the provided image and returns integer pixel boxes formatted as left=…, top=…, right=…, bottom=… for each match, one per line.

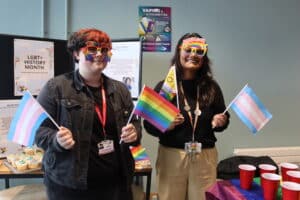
left=184, top=48, right=205, bottom=56
left=87, top=46, right=98, bottom=54
left=195, top=49, right=205, bottom=56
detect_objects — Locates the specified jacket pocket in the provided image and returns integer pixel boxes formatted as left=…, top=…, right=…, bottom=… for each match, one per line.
left=45, top=151, right=56, bottom=169
left=59, top=98, right=82, bottom=127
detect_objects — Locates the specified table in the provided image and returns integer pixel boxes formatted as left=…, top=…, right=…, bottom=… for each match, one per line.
left=205, top=178, right=282, bottom=200
left=0, top=162, right=152, bottom=200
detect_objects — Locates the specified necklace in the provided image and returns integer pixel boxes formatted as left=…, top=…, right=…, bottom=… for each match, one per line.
left=179, top=81, right=201, bottom=142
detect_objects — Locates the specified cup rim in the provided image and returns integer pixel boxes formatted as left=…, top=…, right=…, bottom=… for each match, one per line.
left=259, top=164, right=277, bottom=170
left=286, top=170, right=300, bottom=178
left=261, top=172, right=281, bottom=180
left=281, top=181, right=300, bottom=191
left=239, top=164, right=256, bottom=171
left=280, top=162, right=299, bottom=169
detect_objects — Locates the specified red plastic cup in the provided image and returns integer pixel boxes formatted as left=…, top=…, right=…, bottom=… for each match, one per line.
left=281, top=181, right=300, bottom=200
left=239, top=164, right=256, bottom=190
left=261, top=173, right=281, bottom=200
left=286, top=170, right=300, bottom=184
left=259, top=164, right=277, bottom=185
left=259, top=164, right=277, bottom=175
left=280, top=163, right=299, bottom=181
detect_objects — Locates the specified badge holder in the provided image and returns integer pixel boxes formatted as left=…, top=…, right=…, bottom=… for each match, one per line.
left=185, top=142, right=202, bottom=161
left=98, top=140, right=114, bottom=155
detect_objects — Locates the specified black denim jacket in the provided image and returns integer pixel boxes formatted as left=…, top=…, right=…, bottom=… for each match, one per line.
left=35, top=70, right=141, bottom=189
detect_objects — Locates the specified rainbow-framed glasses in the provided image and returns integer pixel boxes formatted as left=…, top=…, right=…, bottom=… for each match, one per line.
left=180, top=37, right=208, bottom=57
left=81, top=41, right=112, bottom=62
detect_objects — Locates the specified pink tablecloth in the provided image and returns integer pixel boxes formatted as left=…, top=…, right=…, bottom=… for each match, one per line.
left=205, top=179, right=264, bottom=200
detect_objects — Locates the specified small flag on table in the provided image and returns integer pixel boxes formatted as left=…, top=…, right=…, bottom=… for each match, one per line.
left=7, top=91, right=49, bottom=147
left=134, top=86, right=180, bottom=132
left=226, top=84, right=272, bottom=134
left=130, top=145, right=150, bottom=161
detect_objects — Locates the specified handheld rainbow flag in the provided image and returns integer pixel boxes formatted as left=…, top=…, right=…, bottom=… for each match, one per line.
left=7, top=91, right=59, bottom=146
left=224, top=84, right=272, bottom=134
left=134, top=85, right=180, bottom=132
left=159, top=65, right=178, bottom=103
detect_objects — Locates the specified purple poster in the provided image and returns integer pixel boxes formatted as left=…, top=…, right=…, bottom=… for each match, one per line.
left=138, top=6, right=171, bottom=52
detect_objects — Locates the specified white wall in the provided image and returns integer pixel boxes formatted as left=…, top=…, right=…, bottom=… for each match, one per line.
left=1, top=0, right=300, bottom=192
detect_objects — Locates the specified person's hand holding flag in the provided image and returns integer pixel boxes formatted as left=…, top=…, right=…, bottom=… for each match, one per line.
left=56, top=126, right=75, bottom=150
left=166, top=113, right=184, bottom=131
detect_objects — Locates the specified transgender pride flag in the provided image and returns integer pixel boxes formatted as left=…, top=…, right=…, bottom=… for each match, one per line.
left=227, top=84, right=272, bottom=134
left=7, top=91, right=49, bottom=146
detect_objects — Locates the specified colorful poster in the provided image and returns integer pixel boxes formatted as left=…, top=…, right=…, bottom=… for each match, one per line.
left=14, top=39, right=54, bottom=96
left=138, top=6, right=171, bottom=52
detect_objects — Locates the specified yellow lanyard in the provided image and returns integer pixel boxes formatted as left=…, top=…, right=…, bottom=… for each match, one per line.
left=179, top=82, right=201, bottom=142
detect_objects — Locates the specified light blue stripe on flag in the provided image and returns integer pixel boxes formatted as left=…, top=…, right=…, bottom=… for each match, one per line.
left=7, top=91, right=31, bottom=140
left=230, top=85, right=272, bottom=134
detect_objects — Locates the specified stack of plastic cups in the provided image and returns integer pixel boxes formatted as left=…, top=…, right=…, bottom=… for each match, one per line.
left=280, top=162, right=300, bottom=200
left=280, top=162, right=299, bottom=182
left=258, top=164, right=277, bottom=186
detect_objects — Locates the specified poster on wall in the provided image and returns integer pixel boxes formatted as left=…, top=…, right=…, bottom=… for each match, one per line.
left=104, top=39, right=141, bottom=99
left=0, top=100, right=23, bottom=158
left=14, top=39, right=54, bottom=96
left=138, top=6, right=171, bottom=52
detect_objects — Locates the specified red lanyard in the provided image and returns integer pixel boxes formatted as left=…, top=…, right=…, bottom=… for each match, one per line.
left=94, top=87, right=107, bottom=137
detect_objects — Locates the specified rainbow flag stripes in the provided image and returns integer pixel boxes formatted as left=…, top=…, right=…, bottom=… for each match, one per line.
left=130, top=145, right=149, bottom=161
left=134, top=86, right=180, bottom=132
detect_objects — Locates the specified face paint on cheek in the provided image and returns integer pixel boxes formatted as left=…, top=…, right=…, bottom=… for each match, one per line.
left=85, top=54, right=94, bottom=62
left=103, top=52, right=112, bottom=63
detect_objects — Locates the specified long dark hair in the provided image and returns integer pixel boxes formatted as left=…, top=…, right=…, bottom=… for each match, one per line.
left=171, top=33, right=213, bottom=81
left=172, top=33, right=217, bottom=107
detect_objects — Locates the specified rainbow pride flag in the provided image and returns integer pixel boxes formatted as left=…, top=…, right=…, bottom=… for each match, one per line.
left=134, top=86, right=180, bottom=132
left=7, top=91, right=48, bottom=146
left=130, top=145, right=149, bottom=161
left=159, top=65, right=177, bottom=101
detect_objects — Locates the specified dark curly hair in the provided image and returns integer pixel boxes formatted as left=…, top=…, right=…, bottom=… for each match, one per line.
left=67, top=28, right=112, bottom=63
left=171, top=32, right=213, bottom=81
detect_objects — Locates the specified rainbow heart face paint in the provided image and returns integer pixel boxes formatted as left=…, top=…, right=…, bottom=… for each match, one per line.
left=81, top=41, right=112, bottom=62
left=180, top=37, right=208, bottom=57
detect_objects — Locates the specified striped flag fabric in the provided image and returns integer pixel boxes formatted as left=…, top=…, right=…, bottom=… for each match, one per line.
left=159, top=65, right=178, bottom=101
left=134, top=86, right=180, bottom=132
left=7, top=91, right=48, bottom=146
left=230, top=85, right=272, bottom=134
left=130, top=145, right=149, bottom=161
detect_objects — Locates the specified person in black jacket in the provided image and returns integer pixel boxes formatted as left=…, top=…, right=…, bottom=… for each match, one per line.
left=143, top=33, right=229, bottom=200
left=35, top=28, right=141, bottom=200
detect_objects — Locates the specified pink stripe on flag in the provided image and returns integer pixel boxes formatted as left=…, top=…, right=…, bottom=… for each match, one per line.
left=12, top=98, right=35, bottom=142
left=134, top=109, right=165, bottom=132
left=22, top=106, right=45, bottom=145
left=235, top=92, right=269, bottom=130
left=13, top=99, right=45, bottom=145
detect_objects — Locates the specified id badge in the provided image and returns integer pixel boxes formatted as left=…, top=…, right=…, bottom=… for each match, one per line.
left=185, top=142, right=202, bottom=154
left=98, top=140, right=114, bottom=155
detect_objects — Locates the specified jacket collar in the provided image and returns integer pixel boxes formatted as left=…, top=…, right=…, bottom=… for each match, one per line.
left=73, top=69, right=115, bottom=96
